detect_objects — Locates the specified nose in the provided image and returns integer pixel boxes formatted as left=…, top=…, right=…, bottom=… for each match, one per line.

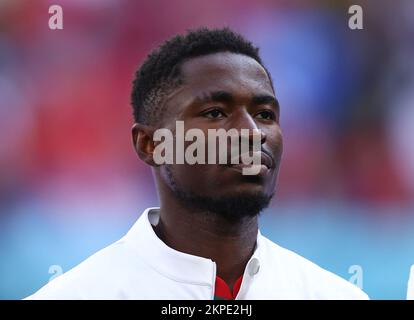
left=230, top=109, right=267, bottom=146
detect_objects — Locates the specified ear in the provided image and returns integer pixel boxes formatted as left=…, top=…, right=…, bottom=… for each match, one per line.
left=131, top=123, right=158, bottom=167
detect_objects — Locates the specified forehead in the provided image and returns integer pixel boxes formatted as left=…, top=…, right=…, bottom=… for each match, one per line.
left=179, top=52, right=273, bottom=94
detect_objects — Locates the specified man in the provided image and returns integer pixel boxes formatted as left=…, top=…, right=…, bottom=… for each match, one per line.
left=27, top=28, right=368, bottom=299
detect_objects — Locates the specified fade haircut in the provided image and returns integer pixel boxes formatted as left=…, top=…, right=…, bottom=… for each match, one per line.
left=131, top=27, right=272, bottom=125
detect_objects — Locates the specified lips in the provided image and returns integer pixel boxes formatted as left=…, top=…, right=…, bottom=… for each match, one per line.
left=228, top=151, right=274, bottom=169
left=260, top=151, right=274, bottom=169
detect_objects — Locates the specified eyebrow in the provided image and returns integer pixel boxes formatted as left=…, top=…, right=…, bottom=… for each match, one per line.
left=193, top=91, right=279, bottom=109
left=252, top=94, right=279, bottom=108
left=193, top=91, right=234, bottom=105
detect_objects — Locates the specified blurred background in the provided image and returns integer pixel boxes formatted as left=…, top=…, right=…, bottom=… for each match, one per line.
left=1, top=0, right=414, bottom=299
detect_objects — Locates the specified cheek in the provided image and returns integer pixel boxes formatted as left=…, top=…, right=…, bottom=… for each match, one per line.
left=266, top=127, right=283, bottom=158
left=276, top=133, right=283, bottom=158
left=162, top=163, right=220, bottom=190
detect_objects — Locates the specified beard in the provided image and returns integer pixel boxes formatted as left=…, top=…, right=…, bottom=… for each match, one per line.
left=164, top=165, right=273, bottom=221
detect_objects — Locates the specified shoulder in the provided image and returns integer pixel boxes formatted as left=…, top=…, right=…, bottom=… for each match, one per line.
left=259, top=235, right=369, bottom=300
left=25, top=236, right=149, bottom=300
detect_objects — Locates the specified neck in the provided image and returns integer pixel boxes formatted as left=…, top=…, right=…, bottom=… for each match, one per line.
left=154, top=188, right=258, bottom=289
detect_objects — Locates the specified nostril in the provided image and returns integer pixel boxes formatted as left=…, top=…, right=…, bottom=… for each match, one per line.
left=260, top=132, right=266, bottom=144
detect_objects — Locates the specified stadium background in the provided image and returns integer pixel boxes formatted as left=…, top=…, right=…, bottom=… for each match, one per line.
left=1, top=0, right=414, bottom=299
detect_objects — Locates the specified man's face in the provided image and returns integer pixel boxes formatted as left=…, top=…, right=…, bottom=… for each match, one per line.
left=156, top=52, right=283, bottom=217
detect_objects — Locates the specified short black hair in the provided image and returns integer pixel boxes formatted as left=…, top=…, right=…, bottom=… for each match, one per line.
left=131, top=27, right=271, bottom=125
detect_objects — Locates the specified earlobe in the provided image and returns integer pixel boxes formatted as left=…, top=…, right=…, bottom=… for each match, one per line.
left=131, top=123, right=158, bottom=166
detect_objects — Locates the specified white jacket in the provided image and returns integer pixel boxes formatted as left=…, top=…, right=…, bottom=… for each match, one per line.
left=408, top=265, right=414, bottom=300
left=26, top=207, right=369, bottom=300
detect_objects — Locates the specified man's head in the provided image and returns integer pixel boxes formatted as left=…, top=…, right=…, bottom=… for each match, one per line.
left=131, top=28, right=283, bottom=221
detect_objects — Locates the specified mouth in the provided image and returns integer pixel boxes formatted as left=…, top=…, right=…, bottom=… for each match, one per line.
left=227, top=151, right=275, bottom=169
left=222, top=151, right=275, bottom=177
left=260, top=151, right=275, bottom=169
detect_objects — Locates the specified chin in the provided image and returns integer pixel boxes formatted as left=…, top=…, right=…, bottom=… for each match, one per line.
left=217, top=179, right=275, bottom=198
left=165, top=165, right=275, bottom=219
left=211, top=190, right=273, bottom=220
left=177, top=187, right=274, bottom=221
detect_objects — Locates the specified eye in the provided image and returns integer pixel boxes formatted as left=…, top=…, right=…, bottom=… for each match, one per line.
left=202, top=108, right=226, bottom=119
left=255, top=110, right=275, bottom=121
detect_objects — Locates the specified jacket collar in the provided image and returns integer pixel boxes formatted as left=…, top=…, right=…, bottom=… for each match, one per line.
left=124, top=207, right=263, bottom=287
